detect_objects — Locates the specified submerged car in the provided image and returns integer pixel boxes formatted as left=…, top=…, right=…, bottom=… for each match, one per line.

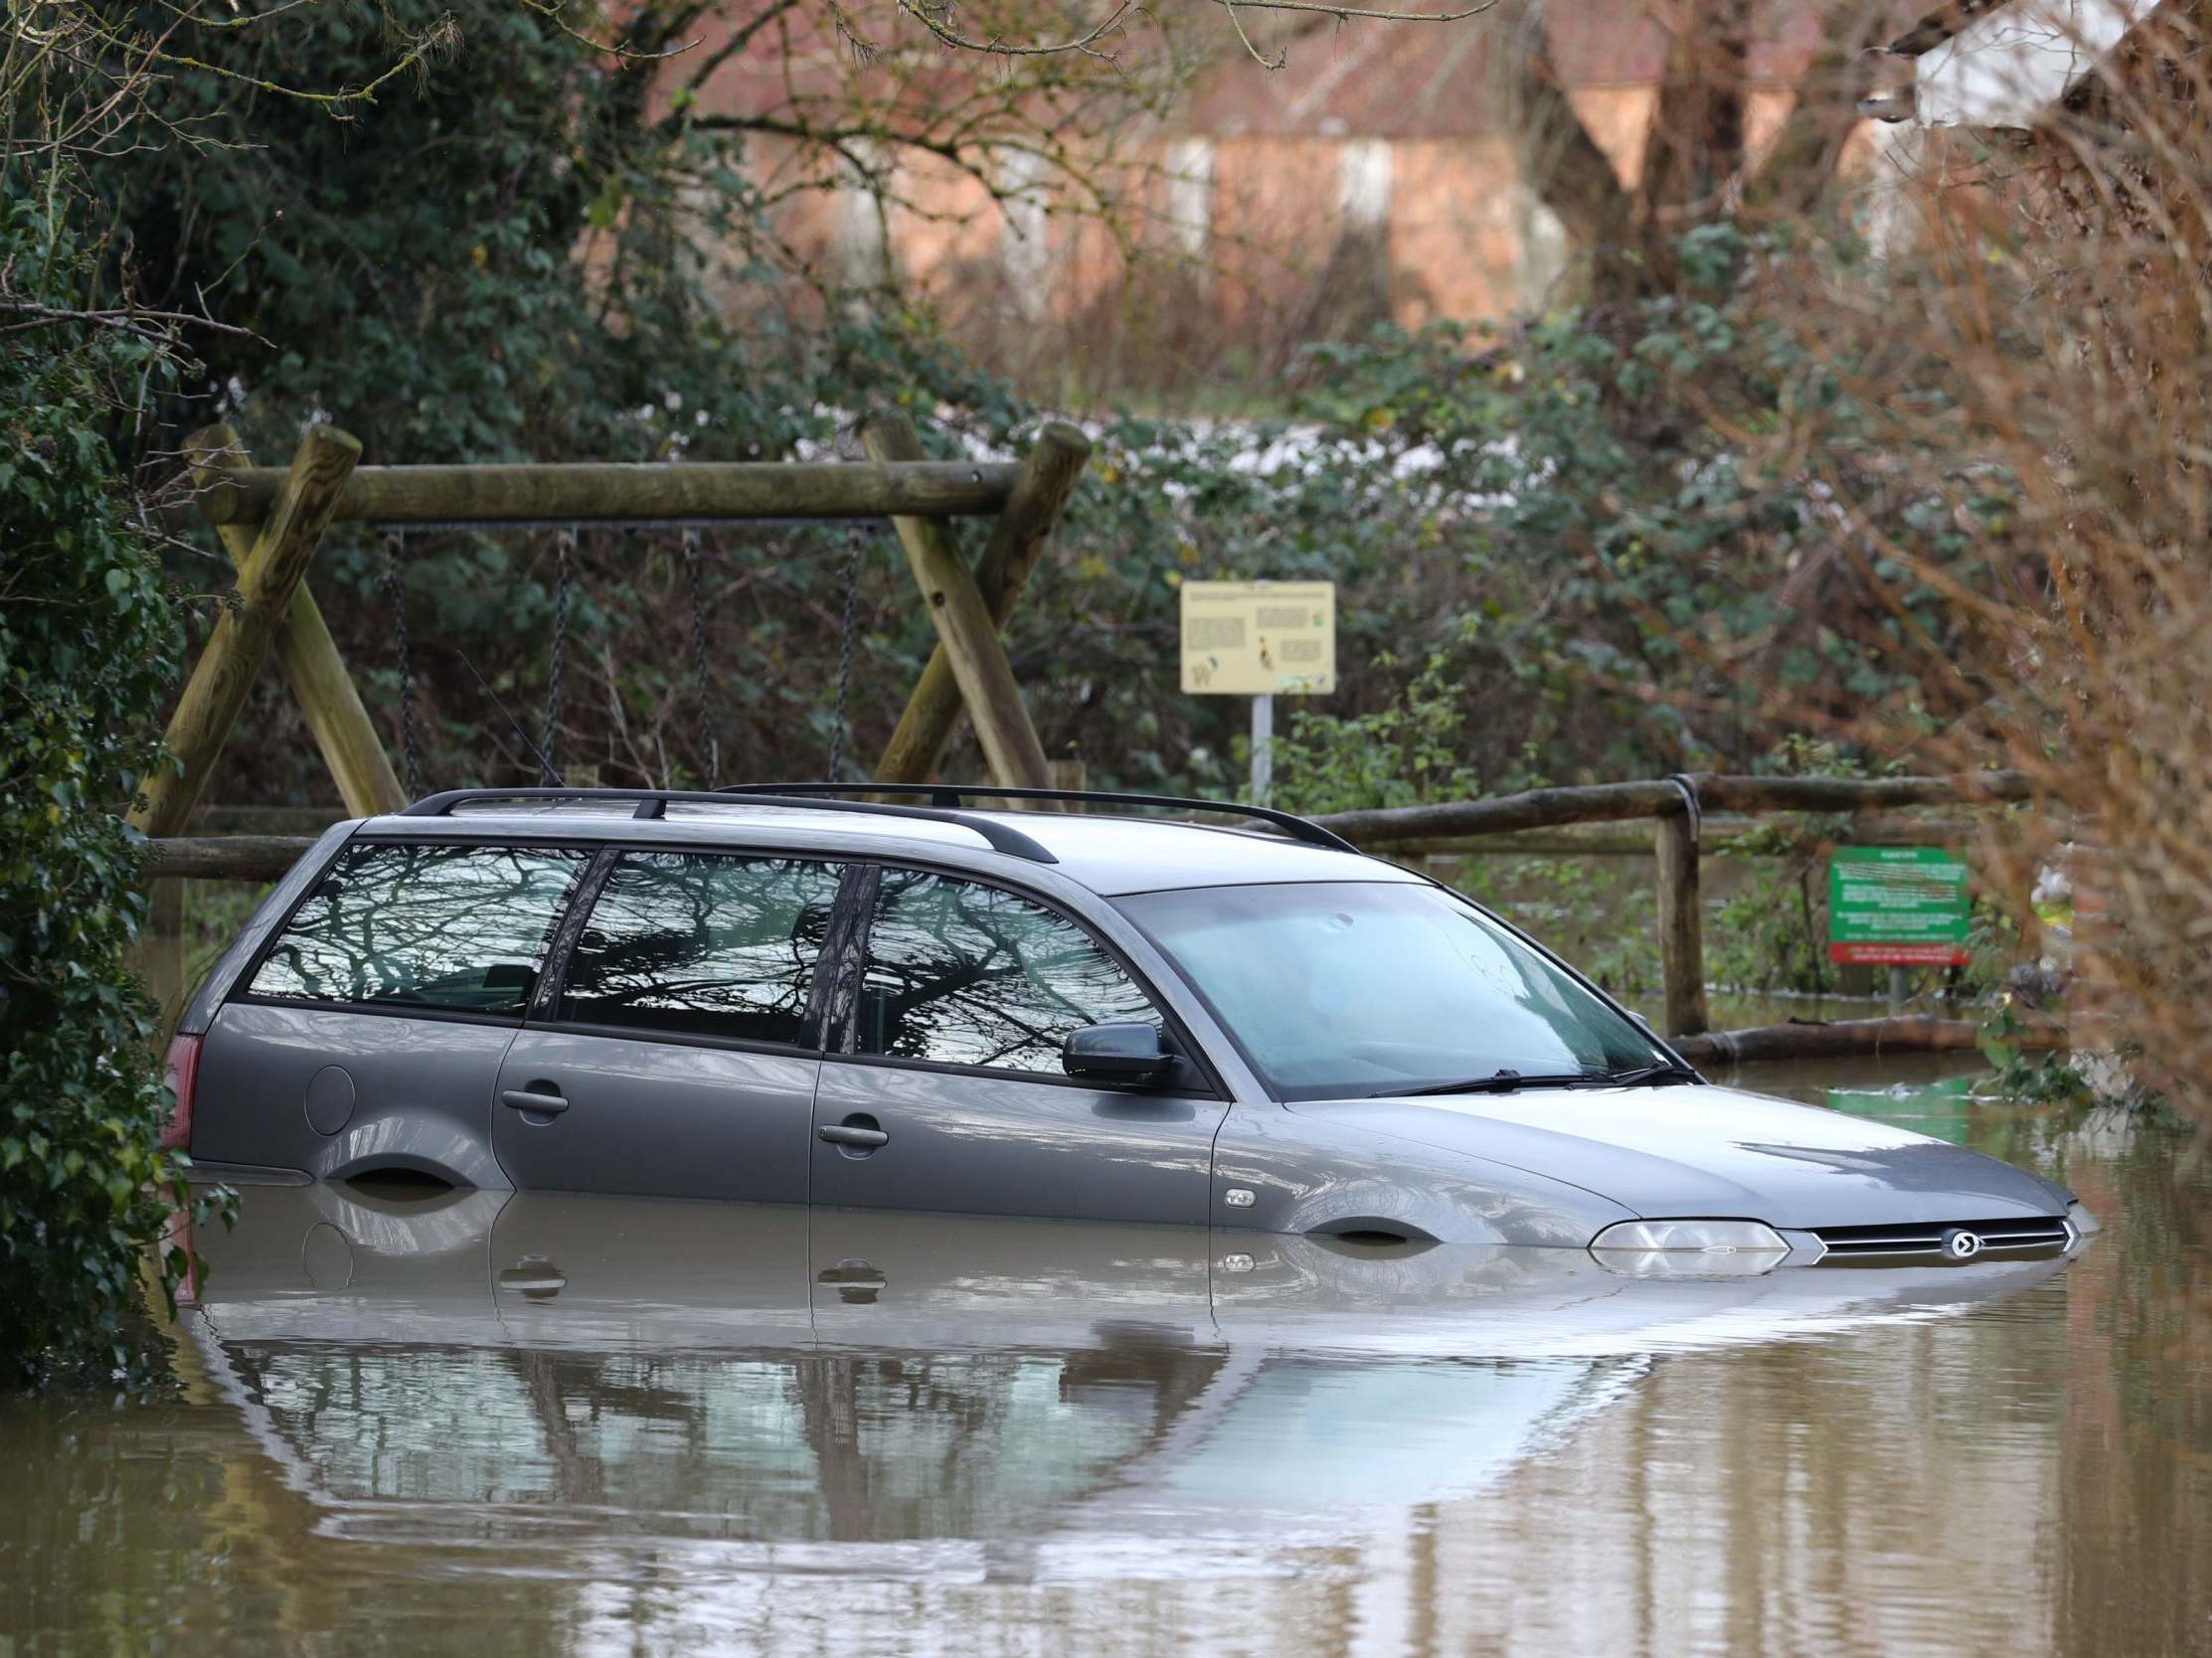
left=168, top=784, right=2098, bottom=1271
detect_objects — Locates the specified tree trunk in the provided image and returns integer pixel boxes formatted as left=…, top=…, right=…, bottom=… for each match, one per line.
left=1493, top=0, right=1876, bottom=304
left=1488, top=0, right=1642, bottom=298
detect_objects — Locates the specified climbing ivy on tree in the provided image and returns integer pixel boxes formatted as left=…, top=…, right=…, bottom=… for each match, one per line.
left=0, top=194, right=227, bottom=1389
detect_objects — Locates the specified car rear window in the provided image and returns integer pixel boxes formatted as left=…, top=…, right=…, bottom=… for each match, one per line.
left=558, top=853, right=843, bottom=1046
left=248, top=842, right=586, bottom=1016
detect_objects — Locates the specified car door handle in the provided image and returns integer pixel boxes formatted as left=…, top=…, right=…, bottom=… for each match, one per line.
left=501, top=1087, right=570, bottom=1115
left=497, top=1260, right=568, bottom=1296
left=818, top=1123, right=889, bottom=1149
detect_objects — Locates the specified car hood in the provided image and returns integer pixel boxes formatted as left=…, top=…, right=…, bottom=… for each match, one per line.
left=1290, top=1082, right=2071, bottom=1230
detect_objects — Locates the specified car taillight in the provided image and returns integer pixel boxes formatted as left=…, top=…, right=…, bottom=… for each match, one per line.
left=161, top=1033, right=201, bottom=1152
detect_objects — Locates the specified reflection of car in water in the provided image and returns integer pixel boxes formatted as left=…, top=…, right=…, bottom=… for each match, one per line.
left=167, top=787, right=2096, bottom=1268
left=182, top=1183, right=2079, bottom=1566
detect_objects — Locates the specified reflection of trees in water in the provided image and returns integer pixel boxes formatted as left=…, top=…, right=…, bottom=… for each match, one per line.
left=231, top=1338, right=1228, bottom=1543
left=861, top=873, right=1156, bottom=1072
left=252, top=844, right=583, bottom=1011
left=2055, top=1143, right=2212, bottom=1654
left=561, top=855, right=842, bottom=1044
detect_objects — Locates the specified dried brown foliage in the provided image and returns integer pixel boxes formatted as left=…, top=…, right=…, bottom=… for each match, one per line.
left=1788, top=3, right=2212, bottom=1119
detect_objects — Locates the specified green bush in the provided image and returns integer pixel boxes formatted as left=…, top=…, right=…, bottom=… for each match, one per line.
left=0, top=194, right=221, bottom=1390
left=1269, top=651, right=1480, bottom=816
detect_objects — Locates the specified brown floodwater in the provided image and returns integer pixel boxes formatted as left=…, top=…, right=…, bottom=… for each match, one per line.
left=2, top=1058, right=2207, bottom=1657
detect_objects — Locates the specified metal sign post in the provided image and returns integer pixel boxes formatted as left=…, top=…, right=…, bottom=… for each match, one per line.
left=1179, top=580, right=1335, bottom=806
left=1251, top=693, right=1274, bottom=806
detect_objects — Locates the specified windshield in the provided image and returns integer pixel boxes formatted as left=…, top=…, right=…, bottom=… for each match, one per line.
left=1115, top=882, right=1665, bottom=1100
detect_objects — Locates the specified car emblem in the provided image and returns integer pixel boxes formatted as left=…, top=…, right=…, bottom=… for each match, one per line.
left=1941, top=1227, right=1985, bottom=1260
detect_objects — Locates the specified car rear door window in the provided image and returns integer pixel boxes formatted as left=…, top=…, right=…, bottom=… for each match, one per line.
left=248, top=842, right=585, bottom=1016
left=559, top=853, right=843, bottom=1047
left=854, top=870, right=1159, bottom=1073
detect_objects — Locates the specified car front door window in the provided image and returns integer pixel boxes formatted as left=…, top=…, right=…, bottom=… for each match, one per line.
left=853, top=871, right=1160, bottom=1073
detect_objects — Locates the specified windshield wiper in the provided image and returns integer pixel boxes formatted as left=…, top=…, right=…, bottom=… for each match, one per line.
left=1380, top=1060, right=1702, bottom=1098
left=1599, top=1061, right=1703, bottom=1087
left=1388, top=1069, right=1603, bottom=1098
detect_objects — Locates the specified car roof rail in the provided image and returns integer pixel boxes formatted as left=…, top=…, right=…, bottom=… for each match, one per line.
left=395, top=787, right=1059, bottom=864
left=719, top=781, right=1363, bottom=856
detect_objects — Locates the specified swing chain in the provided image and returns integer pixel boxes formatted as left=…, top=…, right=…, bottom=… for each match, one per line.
left=381, top=531, right=425, bottom=799
left=827, top=527, right=865, bottom=780
left=543, top=531, right=575, bottom=785
left=682, top=529, right=719, bottom=787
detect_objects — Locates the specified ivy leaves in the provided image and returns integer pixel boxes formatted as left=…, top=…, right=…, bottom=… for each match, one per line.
left=0, top=193, right=214, bottom=1392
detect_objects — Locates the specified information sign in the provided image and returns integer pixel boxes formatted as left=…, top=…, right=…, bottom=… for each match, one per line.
left=1828, top=847, right=1971, bottom=966
left=1179, top=580, right=1336, bottom=696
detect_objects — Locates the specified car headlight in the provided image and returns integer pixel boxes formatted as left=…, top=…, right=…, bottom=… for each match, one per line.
left=1590, top=1219, right=1790, bottom=1277
left=2066, top=1200, right=2101, bottom=1239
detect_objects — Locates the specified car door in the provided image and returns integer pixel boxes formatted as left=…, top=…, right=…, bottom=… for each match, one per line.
left=490, top=849, right=840, bottom=1203
left=193, top=840, right=590, bottom=1189
left=808, top=866, right=1228, bottom=1226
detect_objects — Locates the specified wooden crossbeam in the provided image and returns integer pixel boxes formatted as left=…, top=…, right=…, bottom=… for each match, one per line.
left=877, top=422, right=1090, bottom=785
left=131, top=425, right=363, bottom=838
left=196, top=460, right=1020, bottom=528
left=860, top=413, right=1052, bottom=791
left=186, top=426, right=407, bottom=819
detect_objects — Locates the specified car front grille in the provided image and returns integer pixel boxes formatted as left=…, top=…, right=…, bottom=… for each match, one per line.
left=1809, top=1215, right=2074, bottom=1261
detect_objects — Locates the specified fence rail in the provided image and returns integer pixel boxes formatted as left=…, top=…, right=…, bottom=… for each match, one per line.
left=1313, top=770, right=2032, bottom=848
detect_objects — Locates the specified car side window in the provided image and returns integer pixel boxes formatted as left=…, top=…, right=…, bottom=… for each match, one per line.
left=854, top=870, right=1160, bottom=1074
left=248, top=842, right=585, bottom=1016
left=559, top=853, right=843, bottom=1046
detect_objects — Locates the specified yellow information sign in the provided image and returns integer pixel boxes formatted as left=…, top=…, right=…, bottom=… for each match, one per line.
left=1178, top=580, right=1337, bottom=696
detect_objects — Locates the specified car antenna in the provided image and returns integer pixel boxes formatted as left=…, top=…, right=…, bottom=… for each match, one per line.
left=453, top=647, right=563, bottom=789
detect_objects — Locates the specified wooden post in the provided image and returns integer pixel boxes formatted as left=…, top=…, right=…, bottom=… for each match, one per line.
left=877, top=423, right=1090, bottom=784
left=130, top=425, right=364, bottom=838
left=143, top=879, right=187, bottom=1044
left=186, top=426, right=407, bottom=818
left=1655, top=807, right=1711, bottom=1037
left=859, top=413, right=1053, bottom=791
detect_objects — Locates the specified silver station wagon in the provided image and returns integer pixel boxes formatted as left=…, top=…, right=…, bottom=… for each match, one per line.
left=168, top=785, right=2097, bottom=1273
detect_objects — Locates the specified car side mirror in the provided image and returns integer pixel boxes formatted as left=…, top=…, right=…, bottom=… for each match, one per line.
left=1062, top=1022, right=1176, bottom=1086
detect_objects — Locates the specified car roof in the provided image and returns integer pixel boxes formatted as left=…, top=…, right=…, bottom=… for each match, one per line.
left=354, top=799, right=1423, bottom=898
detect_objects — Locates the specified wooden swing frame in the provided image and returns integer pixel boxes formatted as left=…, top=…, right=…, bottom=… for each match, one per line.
left=132, top=412, right=1092, bottom=841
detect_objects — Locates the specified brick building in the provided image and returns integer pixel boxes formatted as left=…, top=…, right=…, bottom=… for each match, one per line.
left=677, top=4, right=1883, bottom=372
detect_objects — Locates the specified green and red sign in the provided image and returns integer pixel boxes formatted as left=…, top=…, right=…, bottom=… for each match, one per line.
left=1828, top=846, right=1971, bottom=966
